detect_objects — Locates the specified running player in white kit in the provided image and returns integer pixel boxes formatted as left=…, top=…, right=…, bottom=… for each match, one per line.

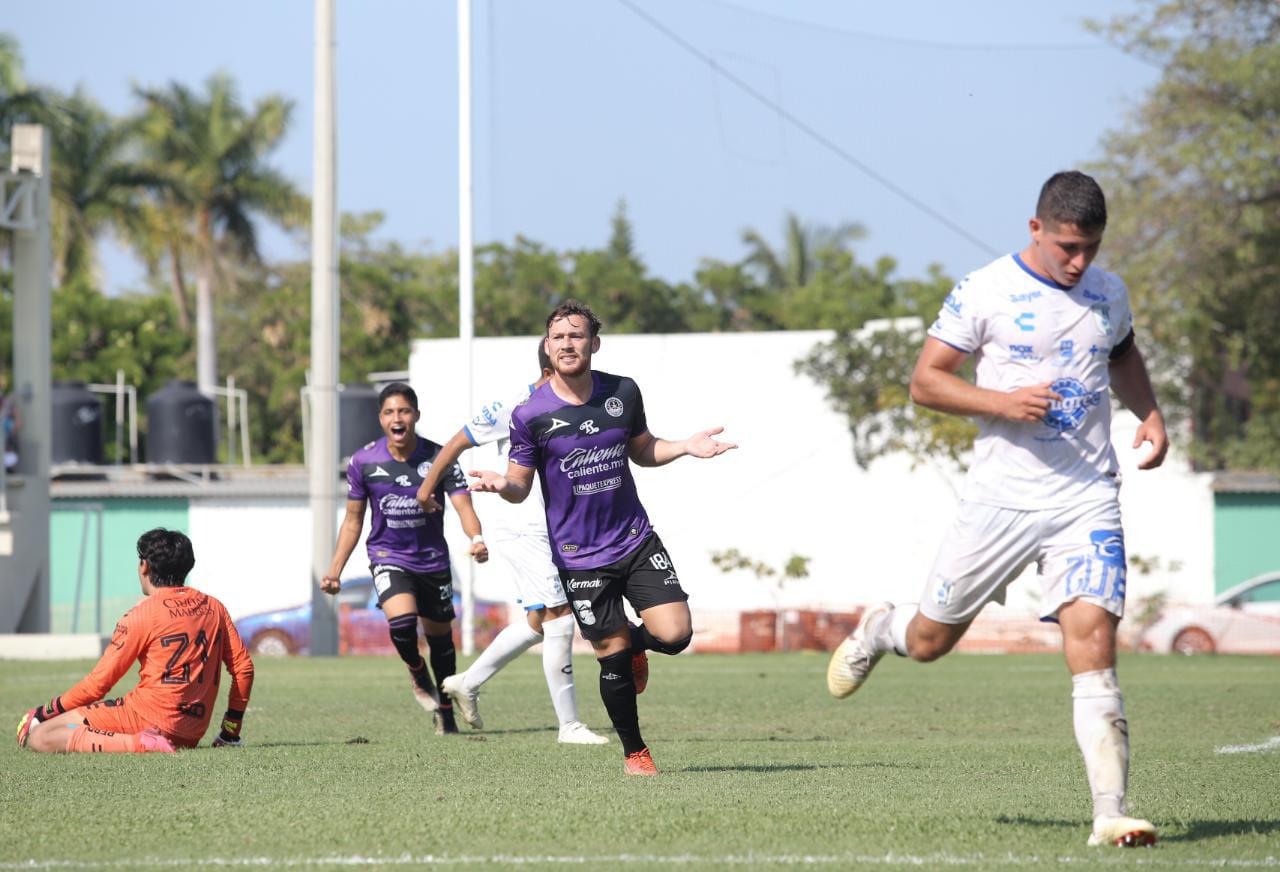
left=826, top=171, right=1168, bottom=848
left=416, top=343, right=607, bottom=745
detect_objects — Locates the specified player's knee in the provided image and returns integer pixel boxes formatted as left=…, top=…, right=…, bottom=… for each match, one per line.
left=647, top=631, right=692, bottom=656
left=907, top=634, right=954, bottom=663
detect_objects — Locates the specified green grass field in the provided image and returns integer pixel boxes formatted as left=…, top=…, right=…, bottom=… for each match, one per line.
left=2, top=651, right=1277, bottom=870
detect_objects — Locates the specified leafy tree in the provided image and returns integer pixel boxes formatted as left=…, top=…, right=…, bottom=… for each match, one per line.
left=796, top=323, right=975, bottom=481
left=135, top=74, right=304, bottom=393
left=1088, top=0, right=1280, bottom=470
left=49, top=90, right=156, bottom=288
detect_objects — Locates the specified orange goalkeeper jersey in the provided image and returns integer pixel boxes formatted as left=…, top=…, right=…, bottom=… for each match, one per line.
left=57, top=586, right=255, bottom=744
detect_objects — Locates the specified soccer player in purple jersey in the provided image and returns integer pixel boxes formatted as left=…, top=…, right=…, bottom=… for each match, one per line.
left=321, top=383, right=489, bottom=735
left=470, top=301, right=736, bottom=775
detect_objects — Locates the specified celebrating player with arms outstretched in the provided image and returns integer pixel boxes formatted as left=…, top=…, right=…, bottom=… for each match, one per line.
left=826, top=171, right=1167, bottom=847
left=17, top=528, right=254, bottom=753
left=470, top=301, right=736, bottom=775
left=415, top=342, right=607, bottom=745
left=322, top=382, right=488, bottom=735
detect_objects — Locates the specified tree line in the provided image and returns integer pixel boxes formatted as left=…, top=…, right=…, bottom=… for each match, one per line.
left=2, top=0, right=1277, bottom=472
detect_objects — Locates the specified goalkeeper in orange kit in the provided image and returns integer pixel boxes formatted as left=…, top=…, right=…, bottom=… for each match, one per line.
left=16, top=528, right=255, bottom=754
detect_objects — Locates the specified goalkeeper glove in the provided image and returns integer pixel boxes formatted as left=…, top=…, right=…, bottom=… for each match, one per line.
left=34, top=697, right=65, bottom=722
left=211, top=709, right=244, bottom=748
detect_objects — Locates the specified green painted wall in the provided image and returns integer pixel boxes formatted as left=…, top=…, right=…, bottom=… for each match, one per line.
left=50, top=499, right=189, bottom=633
left=1214, top=493, right=1280, bottom=594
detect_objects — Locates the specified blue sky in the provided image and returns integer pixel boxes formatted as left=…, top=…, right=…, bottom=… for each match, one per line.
left=8, top=0, right=1159, bottom=295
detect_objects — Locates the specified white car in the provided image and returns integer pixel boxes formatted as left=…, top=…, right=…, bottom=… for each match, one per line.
left=1138, top=571, right=1280, bottom=655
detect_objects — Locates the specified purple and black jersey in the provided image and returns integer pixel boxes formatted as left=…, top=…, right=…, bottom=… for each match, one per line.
left=508, top=371, right=653, bottom=570
left=347, top=436, right=469, bottom=574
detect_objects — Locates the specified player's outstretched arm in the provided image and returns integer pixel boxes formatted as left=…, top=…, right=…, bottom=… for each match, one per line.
left=469, top=461, right=535, bottom=504
left=910, top=337, right=1061, bottom=422
left=321, top=499, right=366, bottom=594
left=627, top=428, right=737, bottom=468
left=1108, top=342, right=1167, bottom=470
left=417, top=428, right=473, bottom=513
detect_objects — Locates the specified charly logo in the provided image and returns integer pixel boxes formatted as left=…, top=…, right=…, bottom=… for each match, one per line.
left=1042, top=377, right=1101, bottom=434
left=1091, top=303, right=1112, bottom=335
left=1090, top=530, right=1126, bottom=567
left=604, top=396, right=624, bottom=417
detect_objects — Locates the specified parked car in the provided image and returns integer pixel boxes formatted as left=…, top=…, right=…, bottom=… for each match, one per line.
left=1137, top=571, right=1280, bottom=655
left=235, top=576, right=509, bottom=656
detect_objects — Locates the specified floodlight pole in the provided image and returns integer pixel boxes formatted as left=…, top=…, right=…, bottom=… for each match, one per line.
left=309, top=0, right=341, bottom=656
left=458, top=0, right=477, bottom=656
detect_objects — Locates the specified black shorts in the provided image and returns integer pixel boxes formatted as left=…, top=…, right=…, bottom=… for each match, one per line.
left=558, top=533, right=689, bottom=641
left=370, top=564, right=456, bottom=623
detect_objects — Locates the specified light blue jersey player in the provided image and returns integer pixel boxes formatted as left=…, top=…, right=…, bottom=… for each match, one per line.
left=827, top=171, right=1169, bottom=848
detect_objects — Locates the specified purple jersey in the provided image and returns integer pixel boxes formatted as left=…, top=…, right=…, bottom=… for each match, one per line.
left=508, top=371, right=652, bottom=569
left=347, top=436, right=468, bottom=573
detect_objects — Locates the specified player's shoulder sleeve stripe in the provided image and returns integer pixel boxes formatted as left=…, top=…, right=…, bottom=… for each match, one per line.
left=462, top=424, right=480, bottom=446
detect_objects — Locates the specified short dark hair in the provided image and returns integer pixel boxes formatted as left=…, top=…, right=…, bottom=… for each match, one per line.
left=536, top=339, right=552, bottom=372
left=1036, top=171, right=1107, bottom=232
left=378, top=382, right=418, bottom=411
left=545, top=300, right=602, bottom=337
left=137, top=528, right=195, bottom=587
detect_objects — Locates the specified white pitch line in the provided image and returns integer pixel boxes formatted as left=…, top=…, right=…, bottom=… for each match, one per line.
left=2, top=854, right=1279, bottom=869
left=1215, top=736, right=1280, bottom=754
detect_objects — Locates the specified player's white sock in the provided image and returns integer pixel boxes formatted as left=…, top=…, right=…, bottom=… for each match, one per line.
left=541, top=614, right=580, bottom=727
left=1072, top=668, right=1129, bottom=820
left=462, top=620, right=542, bottom=691
left=872, top=604, right=917, bottom=656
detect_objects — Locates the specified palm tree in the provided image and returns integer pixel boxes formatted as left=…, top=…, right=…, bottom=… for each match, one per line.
left=135, top=73, right=302, bottom=393
left=740, top=212, right=866, bottom=291
left=49, top=90, right=161, bottom=292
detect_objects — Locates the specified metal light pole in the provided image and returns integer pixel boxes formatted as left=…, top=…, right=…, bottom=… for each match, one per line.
left=309, top=0, right=340, bottom=656
left=458, top=0, right=477, bottom=656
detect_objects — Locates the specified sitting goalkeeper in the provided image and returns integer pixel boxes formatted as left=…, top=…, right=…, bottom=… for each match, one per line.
left=17, top=528, right=254, bottom=753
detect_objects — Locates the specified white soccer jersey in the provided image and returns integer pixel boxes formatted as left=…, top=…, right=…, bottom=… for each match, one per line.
left=927, top=253, right=1134, bottom=510
left=463, top=385, right=548, bottom=534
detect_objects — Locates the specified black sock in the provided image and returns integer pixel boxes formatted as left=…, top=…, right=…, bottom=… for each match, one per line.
left=426, top=632, right=456, bottom=696
left=388, top=614, right=431, bottom=690
left=598, top=650, right=645, bottom=755
left=629, top=622, right=648, bottom=654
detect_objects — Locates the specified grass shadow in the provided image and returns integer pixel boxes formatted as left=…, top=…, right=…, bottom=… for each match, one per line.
left=1160, top=819, right=1280, bottom=842
left=680, top=761, right=909, bottom=774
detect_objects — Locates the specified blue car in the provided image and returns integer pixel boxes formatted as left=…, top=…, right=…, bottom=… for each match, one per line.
left=235, top=576, right=508, bottom=656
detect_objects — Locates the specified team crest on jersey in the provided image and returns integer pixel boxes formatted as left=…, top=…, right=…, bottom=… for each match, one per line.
left=604, top=396, right=624, bottom=417
left=933, top=578, right=955, bottom=607
left=1041, top=377, right=1102, bottom=436
left=417, top=461, right=431, bottom=478
left=1090, top=303, right=1112, bottom=336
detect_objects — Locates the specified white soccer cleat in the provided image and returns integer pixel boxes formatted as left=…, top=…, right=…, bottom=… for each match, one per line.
left=441, top=674, right=482, bottom=730
left=826, top=602, right=892, bottom=699
left=557, top=722, right=609, bottom=745
left=1088, top=815, right=1157, bottom=847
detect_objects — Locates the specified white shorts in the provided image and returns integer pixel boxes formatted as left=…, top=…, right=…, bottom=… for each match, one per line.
left=920, top=499, right=1127, bottom=625
left=489, top=528, right=567, bottom=611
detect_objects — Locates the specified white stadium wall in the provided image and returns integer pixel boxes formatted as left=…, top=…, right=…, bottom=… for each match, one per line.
left=408, top=331, right=1215, bottom=620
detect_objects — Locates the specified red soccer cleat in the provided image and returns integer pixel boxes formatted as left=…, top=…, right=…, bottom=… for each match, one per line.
left=623, top=747, right=659, bottom=776
left=632, top=651, right=649, bottom=695
left=138, top=728, right=177, bottom=753
left=16, top=709, right=38, bottom=749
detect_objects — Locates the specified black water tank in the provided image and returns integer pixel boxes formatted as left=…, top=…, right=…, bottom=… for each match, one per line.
left=146, top=380, right=217, bottom=464
left=339, top=383, right=383, bottom=458
left=51, top=381, right=103, bottom=464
